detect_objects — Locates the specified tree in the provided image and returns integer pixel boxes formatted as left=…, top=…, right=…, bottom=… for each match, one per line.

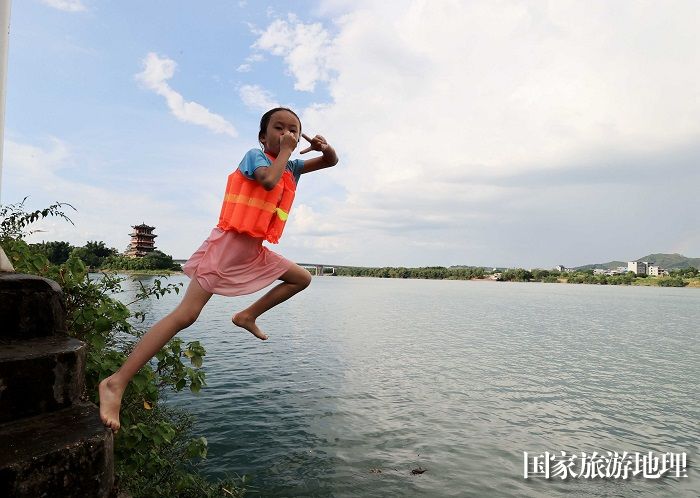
left=500, top=268, right=533, bottom=282
left=31, top=240, right=74, bottom=264
left=658, top=277, right=688, bottom=287
left=71, top=246, right=101, bottom=269
left=531, top=269, right=551, bottom=281
left=142, top=250, right=175, bottom=270
left=71, top=241, right=118, bottom=269
left=85, top=240, right=117, bottom=259
left=671, top=267, right=698, bottom=278
left=1, top=199, right=247, bottom=497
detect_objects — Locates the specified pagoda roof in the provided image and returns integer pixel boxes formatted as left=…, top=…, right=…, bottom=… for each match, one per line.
left=131, top=222, right=155, bottom=230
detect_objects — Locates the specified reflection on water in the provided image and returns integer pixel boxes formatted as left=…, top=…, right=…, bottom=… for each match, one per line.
left=114, top=275, right=700, bottom=497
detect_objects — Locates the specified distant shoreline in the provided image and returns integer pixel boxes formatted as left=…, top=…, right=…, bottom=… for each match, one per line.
left=95, top=270, right=700, bottom=288
left=326, top=274, right=700, bottom=288
left=94, top=269, right=184, bottom=276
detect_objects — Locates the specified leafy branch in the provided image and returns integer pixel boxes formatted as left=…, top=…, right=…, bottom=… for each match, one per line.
left=0, top=197, right=76, bottom=241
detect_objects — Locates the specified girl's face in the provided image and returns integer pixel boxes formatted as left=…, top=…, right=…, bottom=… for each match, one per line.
left=260, top=110, right=301, bottom=156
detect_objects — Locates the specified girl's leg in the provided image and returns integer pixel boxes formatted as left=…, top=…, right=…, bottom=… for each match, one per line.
left=99, top=277, right=213, bottom=432
left=233, top=264, right=311, bottom=340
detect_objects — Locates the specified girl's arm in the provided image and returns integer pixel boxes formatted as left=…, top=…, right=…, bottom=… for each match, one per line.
left=254, top=131, right=297, bottom=190
left=299, top=133, right=338, bottom=174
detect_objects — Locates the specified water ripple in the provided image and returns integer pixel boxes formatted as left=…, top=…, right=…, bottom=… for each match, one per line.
left=117, top=276, right=700, bottom=497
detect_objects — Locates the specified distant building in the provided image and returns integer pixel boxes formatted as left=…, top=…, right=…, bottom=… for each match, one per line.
left=593, top=268, right=606, bottom=275
left=646, top=265, right=669, bottom=277
left=555, top=265, right=567, bottom=272
left=127, top=223, right=157, bottom=257
left=628, top=261, right=648, bottom=275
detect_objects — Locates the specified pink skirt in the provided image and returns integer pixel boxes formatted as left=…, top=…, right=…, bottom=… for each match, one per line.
left=183, top=228, right=293, bottom=296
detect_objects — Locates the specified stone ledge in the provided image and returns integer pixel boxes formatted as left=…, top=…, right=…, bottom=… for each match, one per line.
left=0, top=336, right=86, bottom=423
left=0, top=273, right=67, bottom=339
left=0, top=402, right=114, bottom=497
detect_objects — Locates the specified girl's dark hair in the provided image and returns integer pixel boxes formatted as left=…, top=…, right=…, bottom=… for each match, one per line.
left=258, top=107, right=302, bottom=142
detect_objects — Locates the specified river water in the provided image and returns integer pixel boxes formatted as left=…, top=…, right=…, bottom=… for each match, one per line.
left=116, top=275, right=699, bottom=497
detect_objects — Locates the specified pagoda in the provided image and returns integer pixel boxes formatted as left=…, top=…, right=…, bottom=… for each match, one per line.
left=127, top=223, right=157, bottom=257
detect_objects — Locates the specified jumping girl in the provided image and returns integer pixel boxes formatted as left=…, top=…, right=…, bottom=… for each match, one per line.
left=99, top=107, right=339, bottom=432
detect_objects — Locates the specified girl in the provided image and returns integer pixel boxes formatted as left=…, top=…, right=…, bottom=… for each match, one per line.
left=99, top=107, right=338, bottom=432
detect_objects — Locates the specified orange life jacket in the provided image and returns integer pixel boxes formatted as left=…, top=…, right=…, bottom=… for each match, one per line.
left=217, top=154, right=297, bottom=243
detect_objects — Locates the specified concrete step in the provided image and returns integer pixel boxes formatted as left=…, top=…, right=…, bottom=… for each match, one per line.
left=0, top=273, right=67, bottom=340
left=0, top=336, right=86, bottom=424
left=0, top=401, right=114, bottom=498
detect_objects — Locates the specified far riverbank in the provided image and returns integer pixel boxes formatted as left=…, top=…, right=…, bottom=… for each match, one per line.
left=330, top=266, right=699, bottom=288
left=99, top=268, right=184, bottom=276
left=99, top=268, right=700, bottom=288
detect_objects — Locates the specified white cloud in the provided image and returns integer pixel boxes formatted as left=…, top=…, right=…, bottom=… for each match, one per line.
left=2, top=137, right=214, bottom=256
left=236, top=53, right=265, bottom=73
left=7, top=1, right=699, bottom=269
left=253, top=14, right=334, bottom=92
left=135, top=52, right=237, bottom=138
left=256, top=2, right=700, bottom=178
left=3, top=137, right=71, bottom=178
left=41, top=0, right=86, bottom=12
left=239, top=84, right=279, bottom=111
left=251, top=0, right=700, bottom=266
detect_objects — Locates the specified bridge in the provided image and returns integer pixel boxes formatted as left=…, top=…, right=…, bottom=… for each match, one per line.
left=173, top=259, right=342, bottom=276
left=297, top=263, right=338, bottom=276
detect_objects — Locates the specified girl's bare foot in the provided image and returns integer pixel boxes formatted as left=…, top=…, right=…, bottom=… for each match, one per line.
left=232, top=312, right=268, bottom=340
left=99, top=376, right=125, bottom=433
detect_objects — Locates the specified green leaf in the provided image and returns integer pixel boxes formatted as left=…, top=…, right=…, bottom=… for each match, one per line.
left=90, top=334, right=105, bottom=350
left=94, top=317, right=111, bottom=333
left=132, top=373, right=148, bottom=391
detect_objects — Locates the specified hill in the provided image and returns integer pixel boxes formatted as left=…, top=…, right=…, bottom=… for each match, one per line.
left=575, top=260, right=625, bottom=271
left=575, top=253, right=700, bottom=271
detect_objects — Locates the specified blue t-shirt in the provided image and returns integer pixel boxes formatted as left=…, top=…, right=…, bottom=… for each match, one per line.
left=238, top=148, right=304, bottom=184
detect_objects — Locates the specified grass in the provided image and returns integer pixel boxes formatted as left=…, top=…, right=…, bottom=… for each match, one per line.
left=632, top=277, right=699, bottom=288
left=684, top=278, right=700, bottom=288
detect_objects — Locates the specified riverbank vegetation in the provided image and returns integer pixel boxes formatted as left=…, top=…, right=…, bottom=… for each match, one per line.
left=14, top=198, right=696, bottom=289
left=30, top=239, right=182, bottom=272
left=333, top=266, right=696, bottom=287
left=334, top=265, right=486, bottom=280
left=1, top=200, right=246, bottom=497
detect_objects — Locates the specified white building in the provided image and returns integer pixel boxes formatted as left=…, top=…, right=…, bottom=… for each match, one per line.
left=628, top=261, right=648, bottom=275
left=554, top=265, right=575, bottom=273
left=646, top=265, right=669, bottom=277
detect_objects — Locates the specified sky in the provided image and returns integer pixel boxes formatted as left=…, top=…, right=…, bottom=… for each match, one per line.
left=2, top=0, right=699, bottom=268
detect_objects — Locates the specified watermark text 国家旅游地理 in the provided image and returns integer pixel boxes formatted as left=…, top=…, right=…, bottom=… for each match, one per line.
left=523, top=451, right=687, bottom=479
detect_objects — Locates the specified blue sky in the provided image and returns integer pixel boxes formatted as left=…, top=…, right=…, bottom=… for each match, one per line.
left=2, top=0, right=699, bottom=268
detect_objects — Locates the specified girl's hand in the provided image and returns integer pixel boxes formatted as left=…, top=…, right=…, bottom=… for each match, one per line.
left=280, top=131, right=298, bottom=152
left=300, top=133, right=329, bottom=154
